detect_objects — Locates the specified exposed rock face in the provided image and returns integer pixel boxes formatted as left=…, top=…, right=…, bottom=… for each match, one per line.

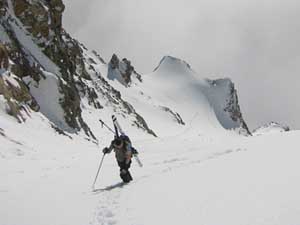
left=223, top=81, right=250, bottom=135
left=0, top=43, right=9, bottom=69
left=110, top=54, right=119, bottom=70
left=109, top=54, right=142, bottom=86
left=0, top=0, right=155, bottom=138
left=0, top=1, right=251, bottom=139
left=9, top=0, right=97, bottom=136
left=0, top=40, right=38, bottom=122
left=88, top=69, right=157, bottom=137
left=0, top=0, right=98, bottom=138
left=0, top=72, right=38, bottom=122
left=160, top=106, right=185, bottom=125
left=205, top=78, right=251, bottom=135
left=12, top=0, right=64, bottom=38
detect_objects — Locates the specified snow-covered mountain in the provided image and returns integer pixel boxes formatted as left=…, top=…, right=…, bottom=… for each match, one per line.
left=1, top=1, right=299, bottom=225
left=0, top=0, right=147, bottom=138
left=113, top=55, right=250, bottom=137
left=0, top=0, right=250, bottom=141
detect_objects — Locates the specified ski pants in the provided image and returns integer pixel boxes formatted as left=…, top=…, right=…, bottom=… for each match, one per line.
left=117, top=160, right=131, bottom=171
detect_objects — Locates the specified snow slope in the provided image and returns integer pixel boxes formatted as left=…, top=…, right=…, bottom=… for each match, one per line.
left=24, top=71, right=70, bottom=131
left=1, top=2, right=249, bottom=137
left=0, top=42, right=295, bottom=225
left=97, top=55, right=248, bottom=138
left=118, top=131, right=300, bottom=225
left=1, top=108, right=299, bottom=225
left=1, top=2, right=298, bottom=223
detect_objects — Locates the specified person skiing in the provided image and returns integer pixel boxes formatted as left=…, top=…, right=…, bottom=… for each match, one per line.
left=103, top=134, right=134, bottom=183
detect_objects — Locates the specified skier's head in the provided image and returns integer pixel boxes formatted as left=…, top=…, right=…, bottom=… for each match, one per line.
left=113, top=138, right=124, bottom=149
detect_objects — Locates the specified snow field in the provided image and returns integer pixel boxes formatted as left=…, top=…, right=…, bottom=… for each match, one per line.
left=117, top=132, right=300, bottom=225
left=1, top=109, right=300, bottom=225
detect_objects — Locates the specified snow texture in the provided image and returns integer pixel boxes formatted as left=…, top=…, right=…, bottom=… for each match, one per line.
left=0, top=51, right=298, bottom=224
left=253, top=122, right=290, bottom=136
left=103, top=55, right=246, bottom=137
left=24, top=71, right=70, bottom=131
left=1, top=107, right=299, bottom=225
left=1, top=6, right=298, bottom=224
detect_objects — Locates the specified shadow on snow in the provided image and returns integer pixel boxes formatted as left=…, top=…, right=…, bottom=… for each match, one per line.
left=92, top=182, right=127, bottom=193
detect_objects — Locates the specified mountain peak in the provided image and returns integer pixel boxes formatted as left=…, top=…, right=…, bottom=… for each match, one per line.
left=153, top=55, right=192, bottom=73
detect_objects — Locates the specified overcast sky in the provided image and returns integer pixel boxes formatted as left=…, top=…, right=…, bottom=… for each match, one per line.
left=63, top=0, right=300, bottom=130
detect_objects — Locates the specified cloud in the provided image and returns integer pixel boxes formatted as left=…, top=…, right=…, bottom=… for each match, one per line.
left=63, top=0, right=300, bottom=130
left=63, top=0, right=94, bottom=35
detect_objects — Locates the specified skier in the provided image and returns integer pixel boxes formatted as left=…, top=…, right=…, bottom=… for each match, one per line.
left=102, top=134, right=134, bottom=183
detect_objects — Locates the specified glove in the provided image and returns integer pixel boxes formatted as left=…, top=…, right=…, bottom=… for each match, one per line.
left=131, top=147, right=138, bottom=155
left=102, top=147, right=109, bottom=154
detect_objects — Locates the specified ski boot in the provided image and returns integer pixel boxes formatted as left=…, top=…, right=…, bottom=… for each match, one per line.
left=120, top=169, right=133, bottom=183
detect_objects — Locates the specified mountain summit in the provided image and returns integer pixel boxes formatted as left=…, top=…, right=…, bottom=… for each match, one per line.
left=141, top=55, right=251, bottom=135
left=154, top=56, right=193, bottom=73
left=1, top=3, right=299, bottom=225
left=0, top=0, right=250, bottom=139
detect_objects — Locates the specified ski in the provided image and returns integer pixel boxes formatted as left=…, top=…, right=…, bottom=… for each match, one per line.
left=112, top=115, right=120, bottom=138
left=133, top=154, right=143, bottom=167
left=112, top=115, right=125, bottom=135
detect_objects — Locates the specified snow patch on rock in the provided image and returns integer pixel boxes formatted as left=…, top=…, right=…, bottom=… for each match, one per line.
left=24, top=72, right=70, bottom=132
left=253, top=122, right=290, bottom=136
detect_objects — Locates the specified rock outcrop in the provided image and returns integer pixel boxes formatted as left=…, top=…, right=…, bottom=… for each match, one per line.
left=206, top=78, right=251, bottom=135
left=108, top=54, right=142, bottom=86
left=0, top=43, right=8, bottom=69
left=0, top=0, right=98, bottom=137
left=0, top=1, right=251, bottom=139
left=253, top=122, right=290, bottom=136
left=0, top=0, right=155, bottom=138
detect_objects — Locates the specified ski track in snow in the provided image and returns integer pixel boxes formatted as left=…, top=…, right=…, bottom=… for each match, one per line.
left=4, top=110, right=298, bottom=225
left=0, top=36, right=298, bottom=223
left=1, top=115, right=299, bottom=225
left=92, top=189, right=120, bottom=225
left=90, top=143, right=247, bottom=225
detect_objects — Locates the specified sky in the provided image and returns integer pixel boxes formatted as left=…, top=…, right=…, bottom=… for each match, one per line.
left=63, top=0, right=300, bottom=130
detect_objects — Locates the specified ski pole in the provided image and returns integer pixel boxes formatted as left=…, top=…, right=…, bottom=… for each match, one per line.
left=99, top=119, right=115, bottom=134
left=92, top=153, right=106, bottom=190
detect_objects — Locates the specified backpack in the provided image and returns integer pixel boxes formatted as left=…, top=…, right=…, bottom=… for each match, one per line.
left=120, top=134, right=138, bottom=155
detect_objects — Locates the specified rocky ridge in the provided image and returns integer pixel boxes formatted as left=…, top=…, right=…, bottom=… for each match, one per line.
left=0, top=0, right=250, bottom=139
left=0, top=0, right=156, bottom=139
left=206, top=78, right=250, bottom=135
